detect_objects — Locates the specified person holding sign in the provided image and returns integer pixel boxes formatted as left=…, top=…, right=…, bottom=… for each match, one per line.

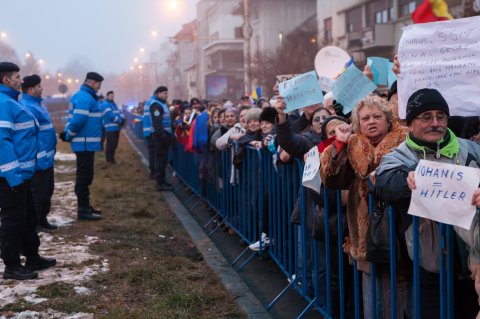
left=320, top=94, right=408, bottom=319
left=375, top=88, right=480, bottom=319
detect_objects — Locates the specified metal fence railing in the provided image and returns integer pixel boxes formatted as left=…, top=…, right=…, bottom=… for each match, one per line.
left=126, top=114, right=463, bottom=319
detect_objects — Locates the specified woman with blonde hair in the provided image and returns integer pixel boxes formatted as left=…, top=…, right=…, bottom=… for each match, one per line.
left=320, top=94, right=409, bottom=318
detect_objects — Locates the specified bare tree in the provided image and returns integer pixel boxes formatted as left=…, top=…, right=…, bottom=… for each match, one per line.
left=251, top=28, right=319, bottom=98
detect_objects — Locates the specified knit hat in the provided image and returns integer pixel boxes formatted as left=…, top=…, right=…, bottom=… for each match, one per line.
left=259, top=107, right=277, bottom=124
left=0, top=62, right=20, bottom=73
left=22, top=74, right=41, bottom=88
left=320, top=115, right=348, bottom=141
left=406, top=88, right=449, bottom=125
left=245, top=108, right=262, bottom=123
left=85, top=72, right=104, bottom=82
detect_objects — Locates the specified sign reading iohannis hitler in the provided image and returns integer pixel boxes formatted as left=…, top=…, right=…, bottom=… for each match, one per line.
left=408, top=160, right=480, bottom=230
left=397, top=15, right=480, bottom=119
left=278, top=71, right=324, bottom=112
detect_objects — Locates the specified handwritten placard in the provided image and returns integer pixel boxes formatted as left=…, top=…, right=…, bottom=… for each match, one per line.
left=367, top=57, right=390, bottom=86
left=302, top=146, right=321, bottom=193
left=408, top=160, right=480, bottom=229
left=332, top=64, right=377, bottom=114
left=278, top=71, right=324, bottom=112
left=319, top=76, right=334, bottom=92
left=276, top=74, right=300, bottom=85
left=397, top=15, right=480, bottom=119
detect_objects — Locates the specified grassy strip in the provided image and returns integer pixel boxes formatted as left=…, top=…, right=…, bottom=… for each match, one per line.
left=8, top=135, right=244, bottom=318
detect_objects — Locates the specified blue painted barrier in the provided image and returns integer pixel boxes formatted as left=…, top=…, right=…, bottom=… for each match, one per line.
left=125, top=111, right=462, bottom=319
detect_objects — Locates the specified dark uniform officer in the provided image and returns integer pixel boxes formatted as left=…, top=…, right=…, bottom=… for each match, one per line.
left=62, top=72, right=104, bottom=220
left=0, top=62, right=56, bottom=280
left=149, top=86, right=173, bottom=191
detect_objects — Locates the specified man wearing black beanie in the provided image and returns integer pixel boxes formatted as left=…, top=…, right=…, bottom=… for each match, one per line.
left=375, top=88, right=480, bottom=319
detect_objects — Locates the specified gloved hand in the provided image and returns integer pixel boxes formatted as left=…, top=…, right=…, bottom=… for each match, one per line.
left=59, top=131, right=68, bottom=142
left=332, top=100, right=351, bottom=119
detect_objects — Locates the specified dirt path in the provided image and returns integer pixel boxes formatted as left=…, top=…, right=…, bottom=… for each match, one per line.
left=0, top=135, right=243, bottom=319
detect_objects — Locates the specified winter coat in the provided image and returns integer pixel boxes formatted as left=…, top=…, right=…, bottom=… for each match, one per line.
left=101, top=100, right=124, bottom=132
left=21, top=94, right=57, bottom=170
left=65, top=85, right=103, bottom=152
left=320, top=123, right=408, bottom=272
left=276, top=117, right=321, bottom=159
left=0, top=84, right=39, bottom=186
left=215, top=123, right=246, bottom=151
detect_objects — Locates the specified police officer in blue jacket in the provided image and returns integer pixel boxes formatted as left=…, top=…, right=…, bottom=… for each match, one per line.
left=0, top=62, right=56, bottom=280
left=61, top=72, right=104, bottom=221
left=21, top=74, right=58, bottom=231
left=143, top=93, right=155, bottom=179
left=149, top=86, right=173, bottom=191
left=101, top=91, right=124, bottom=164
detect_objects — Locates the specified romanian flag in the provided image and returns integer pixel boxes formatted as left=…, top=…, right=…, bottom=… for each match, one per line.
left=412, top=0, right=453, bottom=24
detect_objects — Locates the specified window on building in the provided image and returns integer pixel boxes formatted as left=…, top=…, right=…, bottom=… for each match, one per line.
left=346, top=6, right=362, bottom=33
left=399, top=0, right=416, bottom=17
left=373, top=0, right=391, bottom=23
left=324, top=18, right=332, bottom=42
left=365, top=2, right=374, bottom=28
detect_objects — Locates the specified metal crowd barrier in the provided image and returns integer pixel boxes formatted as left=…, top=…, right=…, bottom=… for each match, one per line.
left=125, top=112, right=459, bottom=319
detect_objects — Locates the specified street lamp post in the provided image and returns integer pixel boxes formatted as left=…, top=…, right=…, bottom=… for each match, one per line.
left=242, top=0, right=252, bottom=95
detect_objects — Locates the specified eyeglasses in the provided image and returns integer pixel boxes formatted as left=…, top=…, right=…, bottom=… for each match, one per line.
left=312, top=116, right=328, bottom=123
left=415, top=113, right=448, bottom=123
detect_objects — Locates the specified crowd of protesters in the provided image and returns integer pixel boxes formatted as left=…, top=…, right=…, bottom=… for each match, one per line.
left=124, top=56, right=480, bottom=318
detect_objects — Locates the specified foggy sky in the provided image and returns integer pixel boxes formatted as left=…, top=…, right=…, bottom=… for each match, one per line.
left=0, top=0, right=197, bottom=74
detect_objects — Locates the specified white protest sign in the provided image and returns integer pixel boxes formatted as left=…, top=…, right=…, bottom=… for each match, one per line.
left=302, top=146, right=321, bottom=194
left=397, top=16, right=480, bottom=119
left=407, top=159, right=480, bottom=229
left=314, top=46, right=351, bottom=79
left=278, top=71, right=324, bottom=112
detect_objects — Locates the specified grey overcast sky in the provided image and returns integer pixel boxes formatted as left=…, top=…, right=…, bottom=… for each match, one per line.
left=0, top=0, right=197, bottom=74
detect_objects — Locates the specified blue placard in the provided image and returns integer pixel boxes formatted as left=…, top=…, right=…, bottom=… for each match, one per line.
left=387, top=62, right=397, bottom=89
left=367, top=57, right=390, bottom=86
left=332, top=64, right=377, bottom=114
left=278, top=71, right=324, bottom=112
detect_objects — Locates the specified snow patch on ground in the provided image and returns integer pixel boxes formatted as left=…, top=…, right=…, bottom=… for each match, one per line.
left=0, top=152, right=105, bottom=318
left=54, top=152, right=76, bottom=161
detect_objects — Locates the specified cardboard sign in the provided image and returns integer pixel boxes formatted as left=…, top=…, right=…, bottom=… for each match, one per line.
left=276, top=74, right=300, bottom=85
left=397, top=15, right=480, bottom=119
left=407, top=160, right=480, bottom=229
left=278, top=71, right=324, bottom=112
left=302, top=146, right=321, bottom=194
left=332, top=64, right=377, bottom=114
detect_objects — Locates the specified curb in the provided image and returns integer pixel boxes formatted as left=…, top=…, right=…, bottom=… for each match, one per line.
left=122, top=131, right=272, bottom=319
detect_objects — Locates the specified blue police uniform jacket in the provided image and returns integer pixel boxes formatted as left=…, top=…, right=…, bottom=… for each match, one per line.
left=143, top=96, right=155, bottom=138
left=0, top=84, right=39, bottom=187
left=65, top=85, right=103, bottom=152
left=21, top=94, right=57, bottom=170
left=151, top=99, right=172, bottom=134
left=101, top=100, right=124, bottom=132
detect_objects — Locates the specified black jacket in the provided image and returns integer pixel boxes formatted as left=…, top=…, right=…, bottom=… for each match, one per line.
left=276, top=117, right=322, bottom=159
